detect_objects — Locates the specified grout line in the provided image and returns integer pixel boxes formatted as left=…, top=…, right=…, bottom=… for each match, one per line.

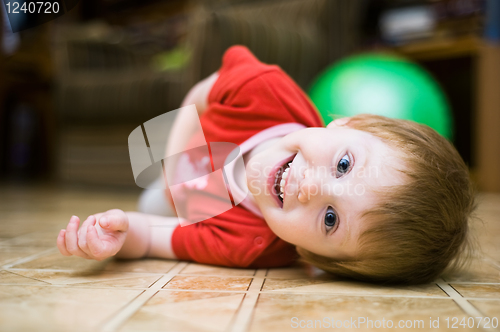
left=100, top=261, right=188, bottom=332
left=3, top=268, right=101, bottom=273
left=165, top=273, right=256, bottom=278
left=0, top=281, right=460, bottom=299
left=1, top=247, right=58, bottom=269
left=442, top=281, right=500, bottom=285
left=228, top=269, right=267, bottom=332
left=3, top=270, right=52, bottom=284
left=3, top=268, right=257, bottom=278
left=436, top=279, right=484, bottom=316
left=436, top=279, right=499, bottom=332
left=257, top=291, right=451, bottom=299
left=4, top=269, right=161, bottom=289
left=0, top=283, right=158, bottom=289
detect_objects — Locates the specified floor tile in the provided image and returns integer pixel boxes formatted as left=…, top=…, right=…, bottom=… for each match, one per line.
left=475, top=210, right=500, bottom=263
left=120, top=291, right=244, bottom=332
left=0, top=285, right=142, bottom=332
left=249, top=294, right=473, bottom=332
left=442, top=258, right=500, bottom=283
left=452, top=284, right=500, bottom=298
left=11, top=252, right=110, bottom=271
left=469, top=299, right=500, bottom=319
left=0, top=227, right=33, bottom=239
left=475, top=194, right=500, bottom=264
left=103, top=258, right=178, bottom=273
left=266, top=263, right=329, bottom=279
left=0, top=216, right=51, bottom=238
left=10, top=270, right=162, bottom=288
left=263, top=279, right=448, bottom=297
left=163, top=275, right=252, bottom=291
left=262, top=278, right=331, bottom=292
left=0, top=231, right=60, bottom=248
left=180, top=263, right=256, bottom=276
left=0, top=270, right=49, bottom=285
left=0, top=247, right=44, bottom=266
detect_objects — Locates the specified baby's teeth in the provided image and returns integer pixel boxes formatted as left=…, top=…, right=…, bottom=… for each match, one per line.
left=282, top=171, right=288, bottom=179
left=280, top=179, right=286, bottom=187
left=279, top=193, right=283, bottom=198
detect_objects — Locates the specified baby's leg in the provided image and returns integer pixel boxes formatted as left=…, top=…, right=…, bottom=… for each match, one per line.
left=137, top=177, right=176, bottom=217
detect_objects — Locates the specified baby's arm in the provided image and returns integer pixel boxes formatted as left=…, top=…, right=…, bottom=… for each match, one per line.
left=57, top=210, right=179, bottom=260
left=166, top=72, right=219, bottom=155
left=164, top=72, right=219, bottom=199
left=120, top=212, right=178, bottom=259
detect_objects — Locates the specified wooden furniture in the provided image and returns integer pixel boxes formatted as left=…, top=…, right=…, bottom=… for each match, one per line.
left=476, top=43, right=500, bottom=192
left=388, top=35, right=500, bottom=192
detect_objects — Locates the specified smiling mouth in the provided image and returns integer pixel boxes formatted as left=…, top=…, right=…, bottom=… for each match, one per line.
left=273, top=154, right=296, bottom=203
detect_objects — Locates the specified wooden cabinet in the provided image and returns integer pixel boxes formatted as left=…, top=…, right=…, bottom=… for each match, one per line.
left=388, top=36, right=500, bottom=192
left=476, top=43, right=500, bottom=192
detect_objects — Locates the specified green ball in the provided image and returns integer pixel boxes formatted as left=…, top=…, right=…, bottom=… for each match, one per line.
left=308, top=53, right=453, bottom=140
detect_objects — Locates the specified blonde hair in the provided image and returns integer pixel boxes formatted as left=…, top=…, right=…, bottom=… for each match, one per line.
left=296, top=114, right=477, bottom=284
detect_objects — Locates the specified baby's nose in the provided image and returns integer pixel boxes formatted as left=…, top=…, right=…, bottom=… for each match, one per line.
left=298, top=168, right=328, bottom=203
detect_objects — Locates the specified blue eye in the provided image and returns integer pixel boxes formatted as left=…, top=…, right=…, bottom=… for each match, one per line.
left=336, top=154, right=351, bottom=178
left=324, top=206, right=337, bottom=231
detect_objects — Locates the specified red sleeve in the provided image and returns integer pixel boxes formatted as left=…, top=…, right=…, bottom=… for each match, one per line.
left=172, top=207, right=298, bottom=268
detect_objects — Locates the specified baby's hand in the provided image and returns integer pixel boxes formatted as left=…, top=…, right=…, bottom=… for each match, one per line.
left=57, top=209, right=129, bottom=261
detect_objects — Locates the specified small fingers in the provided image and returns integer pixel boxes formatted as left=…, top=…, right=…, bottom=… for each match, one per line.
left=99, top=211, right=128, bottom=232
left=86, top=225, right=107, bottom=260
left=65, top=216, right=92, bottom=259
left=57, top=230, right=71, bottom=256
left=77, top=215, right=97, bottom=254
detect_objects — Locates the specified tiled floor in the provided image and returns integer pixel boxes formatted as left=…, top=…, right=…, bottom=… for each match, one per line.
left=0, top=183, right=499, bottom=331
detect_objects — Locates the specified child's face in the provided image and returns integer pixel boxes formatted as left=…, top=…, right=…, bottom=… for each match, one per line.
left=246, top=120, right=404, bottom=260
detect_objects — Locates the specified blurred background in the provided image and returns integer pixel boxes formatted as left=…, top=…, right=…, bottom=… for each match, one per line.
left=0, top=0, right=499, bottom=193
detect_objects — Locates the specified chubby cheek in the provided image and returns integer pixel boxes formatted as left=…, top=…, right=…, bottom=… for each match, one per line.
left=265, top=214, right=307, bottom=246
left=267, top=220, right=294, bottom=244
left=261, top=211, right=287, bottom=237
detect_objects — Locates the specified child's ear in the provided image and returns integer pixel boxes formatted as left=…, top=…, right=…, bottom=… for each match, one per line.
left=327, top=117, right=351, bottom=128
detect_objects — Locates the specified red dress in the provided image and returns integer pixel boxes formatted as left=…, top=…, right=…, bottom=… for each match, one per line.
left=170, top=46, right=323, bottom=268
